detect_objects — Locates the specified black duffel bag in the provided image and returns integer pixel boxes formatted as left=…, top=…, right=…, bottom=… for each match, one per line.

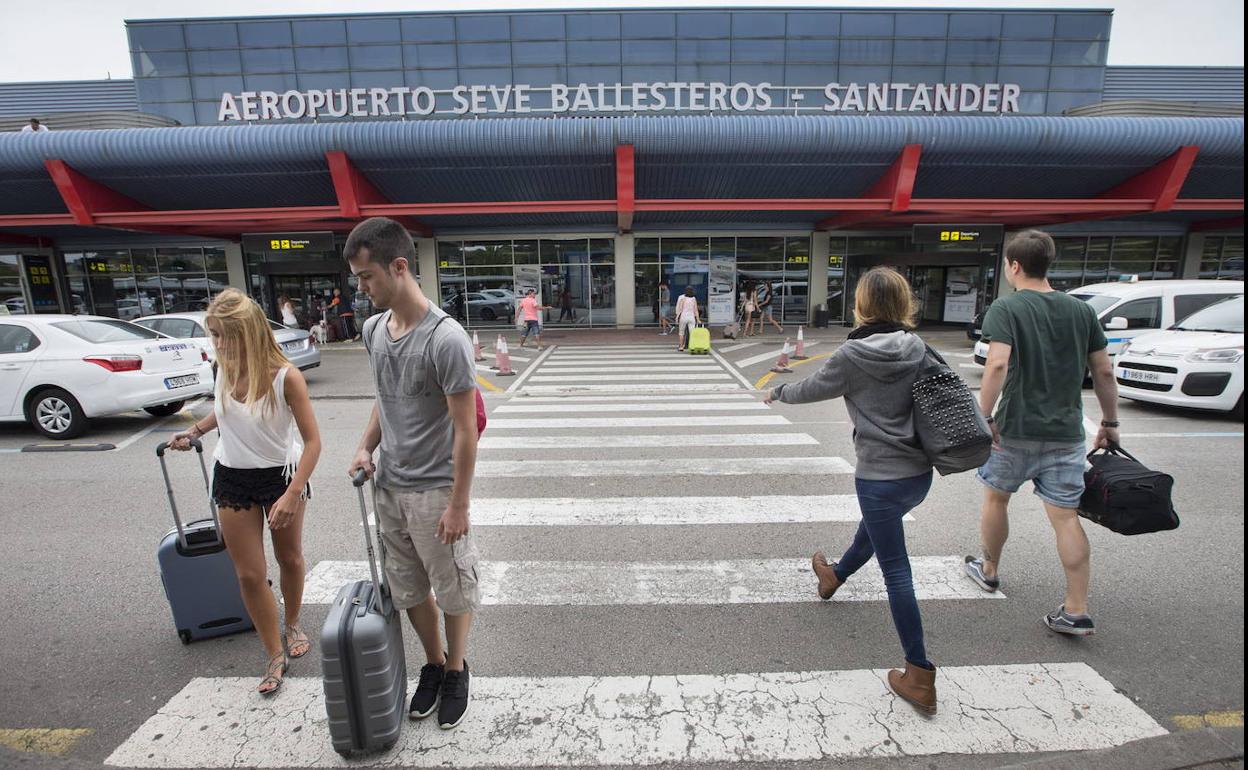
left=1079, top=444, right=1179, bottom=535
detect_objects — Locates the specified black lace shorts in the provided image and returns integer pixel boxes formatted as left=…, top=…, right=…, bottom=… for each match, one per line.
left=212, top=463, right=311, bottom=512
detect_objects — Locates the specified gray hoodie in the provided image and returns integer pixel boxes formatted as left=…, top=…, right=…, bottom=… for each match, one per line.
left=773, top=330, right=931, bottom=481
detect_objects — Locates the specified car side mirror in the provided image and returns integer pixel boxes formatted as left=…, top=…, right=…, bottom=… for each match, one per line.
left=1104, top=316, right=1129, bottom=331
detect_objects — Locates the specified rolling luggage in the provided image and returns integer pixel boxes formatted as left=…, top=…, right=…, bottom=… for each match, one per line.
left=321, top=470, right=407, bottom=757
left=688, top=324, right=711, bottom=354
left=1079, top=444, right=1179, bottom=535
left=155, top=439, right=253, bottom=645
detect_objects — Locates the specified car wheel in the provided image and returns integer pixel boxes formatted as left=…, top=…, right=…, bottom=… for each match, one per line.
left=1232, top=394, right=1244, bottom=422
left=480, top=307, right=497, bottom=321
left=144, top=401, right=186, bottom=418
left=29, top=388, right=88, bottom=439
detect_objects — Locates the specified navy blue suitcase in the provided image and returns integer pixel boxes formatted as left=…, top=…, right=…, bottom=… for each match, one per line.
left=156, top=439, right=253, bottom=644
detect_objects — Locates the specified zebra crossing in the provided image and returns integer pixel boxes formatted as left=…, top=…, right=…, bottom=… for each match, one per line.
left=106, top=343, right=1168, bottom=768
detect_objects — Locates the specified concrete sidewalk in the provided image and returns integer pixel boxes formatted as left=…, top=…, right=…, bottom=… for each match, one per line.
left=1002, top=726, right=1244, bottom=770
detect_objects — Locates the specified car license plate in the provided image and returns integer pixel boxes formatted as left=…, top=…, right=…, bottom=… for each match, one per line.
left=165, top=374, right=199, bottom=389
left=1119, top=368, right=1161, bottom=383
left=283, top=341, right=303, bottom=352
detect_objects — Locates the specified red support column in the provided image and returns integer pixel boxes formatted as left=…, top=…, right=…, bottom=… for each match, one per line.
left=616, top=144, right=636, bottom=233
left=44, top=159, right=149, bottom=226
left=817, top=144, right=922, bottom=230
left=1098, top=146, right=1199, bottom=212
left=325, top=150, right=432, bottom=237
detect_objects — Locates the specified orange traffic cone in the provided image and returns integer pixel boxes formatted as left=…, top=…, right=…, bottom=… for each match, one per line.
left=472, top=330, right=485, bottom=362
left=792, top=326, right=809, bottom=360
left=770, top=339, right=794, bottom=373
left=494, top=335, right=516, bottom=376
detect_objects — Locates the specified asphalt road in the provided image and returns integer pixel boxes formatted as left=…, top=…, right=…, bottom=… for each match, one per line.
left=0, top=328, right=1242, bottom=769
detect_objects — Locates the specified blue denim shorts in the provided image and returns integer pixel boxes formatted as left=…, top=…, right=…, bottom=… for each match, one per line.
left=977, top=438, right=1087, bottom=509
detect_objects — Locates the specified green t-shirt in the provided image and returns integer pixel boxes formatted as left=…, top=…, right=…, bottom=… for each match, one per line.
left=981, top=289, right=1107, bottom=442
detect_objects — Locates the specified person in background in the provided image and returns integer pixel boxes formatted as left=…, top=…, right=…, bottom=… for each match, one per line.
left=674, top=286, right=700, bottom=351
left=758, top=280, right=785, bottom=333
left=765, top=267, right=939, bottom=715
left=516, top=289, right=551, bottom=350
left=20, top=118, right=49, bottom=133
left=332, top=287, right=359, bottom=342
left=558, top=284, right=576, bottom=323
left=741, top=283, right=758, bottom=338
left=278, top=295, right=298, bottom=329
left=657, top=280, right=673, bottom=336
left=167, top=289, right=321, bottom=697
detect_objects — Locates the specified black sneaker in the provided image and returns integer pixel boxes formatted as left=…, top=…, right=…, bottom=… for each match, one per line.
left=1043, top=605, right=1096, bottom=636
left=409, top=660, right=445, bottom=720
left=438, top=661, right=471, bottom=730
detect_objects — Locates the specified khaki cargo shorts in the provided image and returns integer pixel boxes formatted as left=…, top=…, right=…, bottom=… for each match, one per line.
left=373, top=485, right=481, bottom=615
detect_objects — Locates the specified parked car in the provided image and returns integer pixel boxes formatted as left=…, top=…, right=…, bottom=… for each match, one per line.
left=1115, top=295, right=1244, bottom=419
left=479, top=288, right=516, bottom=303
left=973, top=280, right=1244, bottom=364
left=0, top=315, right=214, bottom=439
left=443, top=292, right=512, bottom=321
left=134, top=312, right=321, bottom=371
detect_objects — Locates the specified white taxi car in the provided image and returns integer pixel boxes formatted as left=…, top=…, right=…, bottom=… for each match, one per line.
left=0, top=315, right=214, bottom=439
left=1116, top=295, right=1244, bottom=419
left=134, top=312, right=320, bottom=371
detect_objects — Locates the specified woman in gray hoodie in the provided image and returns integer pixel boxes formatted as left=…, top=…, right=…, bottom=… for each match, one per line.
left=765, top=266, right=938, bottom=714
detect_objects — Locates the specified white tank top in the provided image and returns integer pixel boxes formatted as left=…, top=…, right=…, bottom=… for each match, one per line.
left=214, top=366, right=302, bottom=476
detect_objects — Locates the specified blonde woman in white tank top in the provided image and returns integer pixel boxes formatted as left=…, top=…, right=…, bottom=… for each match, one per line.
left=168, top=289, right=322, bottom=696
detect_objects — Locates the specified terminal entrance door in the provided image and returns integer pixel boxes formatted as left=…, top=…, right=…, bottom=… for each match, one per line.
left=269, top=274, right=339, bottom=328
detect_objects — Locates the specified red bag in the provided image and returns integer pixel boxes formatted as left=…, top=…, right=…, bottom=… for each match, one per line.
left=474, top=388, right=487, bottom=437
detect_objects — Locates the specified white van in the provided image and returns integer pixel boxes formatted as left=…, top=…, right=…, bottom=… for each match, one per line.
left=973, top=279, right=1244, bottom=365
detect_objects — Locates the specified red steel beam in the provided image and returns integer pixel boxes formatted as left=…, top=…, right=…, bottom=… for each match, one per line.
left=325, top=150, right=432, bottom=237
left=818, top=144, right=922, bottom=230
left=44, top=159, right=150, bottom=226
left=616, top=144, right=636, bottom=233
left=1099, top=146, right=1199, bottom=212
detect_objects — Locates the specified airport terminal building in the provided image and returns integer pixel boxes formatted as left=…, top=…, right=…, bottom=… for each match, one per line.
left=0, top=7, right=1243, bottom=329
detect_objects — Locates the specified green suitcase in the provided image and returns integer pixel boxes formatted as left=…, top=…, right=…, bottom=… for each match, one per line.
left=688, top=325, right=711, bottom=354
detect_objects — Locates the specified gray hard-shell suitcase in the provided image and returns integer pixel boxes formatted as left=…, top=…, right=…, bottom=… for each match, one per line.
left=155, top=439, right=253, bottom=644
left=320, top=470, right=407, bottom=757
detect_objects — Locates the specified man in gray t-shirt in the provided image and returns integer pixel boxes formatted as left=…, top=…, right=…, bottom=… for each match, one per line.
left=346, top=217, right=480, bottom=731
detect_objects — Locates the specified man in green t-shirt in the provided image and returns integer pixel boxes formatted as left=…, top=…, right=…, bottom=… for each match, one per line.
left=963, top=230, right=1120, bottom=637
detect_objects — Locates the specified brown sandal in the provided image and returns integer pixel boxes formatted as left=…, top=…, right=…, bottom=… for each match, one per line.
left=258, top=651, right=288, bottom=696
left=284, top=625, right=311, bottom=659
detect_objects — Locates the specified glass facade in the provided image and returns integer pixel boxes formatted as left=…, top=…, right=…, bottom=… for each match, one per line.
left=1048, top=235, right=1185, bottom=291
left=1200, top=236, right=1245, bottom=280
left=58, top=247, right=230, bottom=320
left=129, top=8, right=1112, bottom=124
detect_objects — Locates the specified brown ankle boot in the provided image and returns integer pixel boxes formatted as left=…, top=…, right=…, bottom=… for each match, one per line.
left=811, top=552, right=843, bottom=600
left=887, top=662, right=937, bottom=715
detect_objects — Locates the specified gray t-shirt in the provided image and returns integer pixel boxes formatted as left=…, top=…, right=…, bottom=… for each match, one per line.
left=363, top=307, right=476, bottom=491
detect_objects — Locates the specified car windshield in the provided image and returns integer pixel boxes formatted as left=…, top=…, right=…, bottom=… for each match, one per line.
left=53, top=319, right=161, bottom=343
left=1172, top=296, right=1245, bottom=333
left=1071, top=293, right=1120, bottom=315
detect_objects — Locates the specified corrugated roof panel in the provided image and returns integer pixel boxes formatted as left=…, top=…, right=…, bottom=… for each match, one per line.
left=1104, top=67, right=1244, bottom=104
left=0, top=80, right=138, bottom=117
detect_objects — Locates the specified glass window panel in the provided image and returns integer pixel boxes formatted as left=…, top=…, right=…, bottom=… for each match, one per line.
left=730, top=64, right=786, bottom=84
left=569, top=40, right=618, bottom=65
left=185, top=23, right=238, bottom=49
left=677, top=13, right=730, bottom=39
left=623, top=39, right=675, bottom=64
left=893, top=39, right=946, bottom=65
left=1110, top=236, right=1158, bottom=263
left=293, top=19, right=346, bottom=46
left=190, top=50, right=242, bottom=75
left=841, top=38, right=894, bottom=64
left=787, top=12, right=840, bottom=38
left=731, top=12, right=786, bottom=38
left=295, top=47, right=348, bottom=71
left=203, top=248, right=227, bottom=273
left=458, top=42, right=511, bottom=67
left=193, top=101, right=223, bottom=124
left=589, top=263, right=616, bottom=325
left=1046, top=91, right=1100, bottom=113
left=513, top=67, right=564, bottom=87
left=1053, top=41, right=1106, bottom=66
left=945, top=65, right=998, bottom=82
left=621, top=13, right=675, bottom=39
left=1220, top=236, right=1244, bottom=279
left=786, top=64, right=836, bottom=85
left=457, top=15, right=511, bottom=41
left=999, top=40, right=1052, bottom=65
left=459, top=68, right=513, bottom=87
left=1202, top=236, right=1224, bottom=260
left=298, top=72, right=350, bottom=90
left=635, top=238, right=660, bottom=262
left=127, top=249, right=156, bottom=274
left=567, top=14, right=620, bottom=40
left=512, top=14, right=563, bottom=40
left=1048, top=67, right=1104, bottom=90
left=848, top=236, right=909, bottom=256
left=1016, top=91, right=1047, bottom=113
left=462, top=241, right=513, bottom=266
left=677, top=64, right=732, bottom=82
left=1084, top=237, right=1111, bottom=283
left=677, top=39, right=730, bottom=64
left=347, top=18, right=400, bottom=44
left=1049, top=262, right=1083, bottom=292
left=841, top=14, right=893, bottom=36
left=731, top=39, right=786, bottom=63
left=623, top=65, right=676, bottom=83
left=133, top=51, right=189, bottom=78
left=151, top=103, right=196, bottom=125
left=239, top=21, right=292, bottom=47
left=786, top=39, right=838, bottom=63
left=350, top=70, right=404, bottom=89
left=542, top=239, right=590, bottom=265
left=736, top=237, right=784, bottom=262
left=997, top=66, right=1050, bottom=89
left=634, top=263, right=661, bottom=326
left=892, top=65, right=945, bottom=83
left=511, top=240, right=538, bottom=265
left=136, top=77, right=192, bottom=102
left=408, top=69, right=459, bottom=89
left=156, top=247, right=205, bottom=274
left=437, top=241, right=463, bottom=267
left=349, top=45, right=402, bottom=70
left=404, top=44, right=456, bottom=68
left=242, top=48, right=295, bottom=74
left=1055, top=13, right=1111, bottom=40
left=947, top=39, right=999, bottom=65
left=245, top=72, right=299, bottom=93
left=590, top=239, right=614, bottom=264
left=949, top=13, right=1001, bottom=38
left=839, top=65, right=892, bottom=82
left=568, top=66, right=622, bottom=84
left=129, top=24, right=186, bottom=52
left=895, top=13, right=947, bottom=37
left=1110, top=297, right=1162, bottom=329
left=514, top=41, right=565, bottom=66
left=192, top=76, right=244, bottom=100
left=1002, top=13, right=1055, bottom=38
left=1055, top=237, right=1087, bottom=262
left=401, top=17, right=455, bottom=42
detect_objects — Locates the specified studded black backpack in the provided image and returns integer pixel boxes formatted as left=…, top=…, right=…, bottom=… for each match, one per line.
left=911, top=345, right=993, bottom=475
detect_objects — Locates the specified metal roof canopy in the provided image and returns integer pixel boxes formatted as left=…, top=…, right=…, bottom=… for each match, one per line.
left=0, top=115, right=1242, bottom=243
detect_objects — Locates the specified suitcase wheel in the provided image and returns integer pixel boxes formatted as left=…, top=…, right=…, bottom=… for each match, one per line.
left=178, top=629, right=192, bottom=645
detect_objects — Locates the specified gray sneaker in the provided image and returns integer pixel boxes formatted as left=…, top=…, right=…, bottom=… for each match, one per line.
left=1043, top=605, right=1095, bottom=636
left=963, top=556, right=1000, bottom=592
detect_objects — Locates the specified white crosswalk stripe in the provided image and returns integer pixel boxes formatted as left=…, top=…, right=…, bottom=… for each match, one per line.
left=475, top=456, right=853, bottom=477
left=540, top=359, right=720, bottom=367
left=528, top=373, right=734, bottom=381
left=513, top=393, right=759, bottom=403
left=494, top=401, right=769, bottom=413
left=467, top=494, right=871, bottom=525
left=479, top=432, right=816, bottom=448
left=519, top=383, right=745, bottom=394
left=525, top=365, right=725, bottom=374
left=106, top=664, right=1166, bottom=768
left=488, top=415, right=788, bottom=428
left=719, top=341, right=761, bottom=353
left=733, top=341, right=823, bottom=368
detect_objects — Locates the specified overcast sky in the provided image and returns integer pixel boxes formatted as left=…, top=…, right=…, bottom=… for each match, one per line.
left=0, top=0, right=1242, bottom=83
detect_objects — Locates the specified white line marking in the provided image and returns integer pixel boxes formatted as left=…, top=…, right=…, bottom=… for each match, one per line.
left=544, top=354, right=701, bottom=362
left=498, top=353, right=532, bottom=363
left=105, top=663, right=1166, bottom=767
left=1121, top=432, right=1245, bottom=438
left=520, top=384, right=745, bottom=395
left=719, top=341, right=761, bottom=353
left=528, top=373, right=734, bottom=382
left=475, top=456, right=852, bottom=477
left=514, top=393, right=759, bottom=403
left=938, top=351, right=974, bottom=358
left=479, top=432, right=817, bottom=448
left=506, top=344, right=557, bottom=394
left=540, top=359, right=719, bottom=367
left=958, top=363, right=982, bottom=369
left=733, top=341, right=822, bottom=368
left=552, top=345, right=676, bottom=352
left=528, top=366, right=726, bottom=374
left=111, top=398, right=205, bottom=452
left=487, top=415, right=789, bottom=429
left=304, top=555, right=997, bottom=606
left=494, top=401, right=769, bottom=414
left=469, top=494, right=884, bottom=525
left=712, top=347, right=758, bottom=389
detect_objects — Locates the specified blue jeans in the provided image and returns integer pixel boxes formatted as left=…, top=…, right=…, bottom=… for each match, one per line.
left=834, top=471, right=934, bottom=668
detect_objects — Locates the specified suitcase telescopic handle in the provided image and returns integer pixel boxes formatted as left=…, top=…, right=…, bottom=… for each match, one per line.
left=352, top=469, right=388, bottom=611
left=156, top=438, right=222, bottom=551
